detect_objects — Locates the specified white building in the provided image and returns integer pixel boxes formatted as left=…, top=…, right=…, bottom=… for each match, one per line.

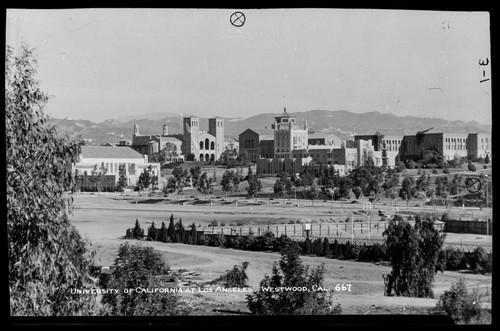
left=73, top=146, right=160, bottom=191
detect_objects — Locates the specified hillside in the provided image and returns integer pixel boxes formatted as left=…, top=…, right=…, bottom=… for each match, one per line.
left=48, top=110, right=491, bottom=146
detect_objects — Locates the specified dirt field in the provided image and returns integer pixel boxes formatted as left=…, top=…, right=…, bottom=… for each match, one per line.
left=69, top=194, right=492, bottom=315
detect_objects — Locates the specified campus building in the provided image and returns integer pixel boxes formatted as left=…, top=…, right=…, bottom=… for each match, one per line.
left=238, top=128, right=275, bottom=161
left=131, top=116, right=225, bottom=163
left=72, top=146, right=160, bottom=191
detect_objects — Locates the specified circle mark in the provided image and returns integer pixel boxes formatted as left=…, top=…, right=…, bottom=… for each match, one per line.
left=230, top=11, right=246, bottom=27
left=465, top=178, right=482, bottom=193
left=8, top=170, right=21, bottom=188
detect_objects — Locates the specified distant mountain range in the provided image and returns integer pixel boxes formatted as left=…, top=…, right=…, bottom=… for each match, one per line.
left=48, top=110, right=492, bottom=146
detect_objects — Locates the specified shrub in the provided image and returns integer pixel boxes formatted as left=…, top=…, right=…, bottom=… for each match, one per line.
left=208, top=233, right=227, bottom=247
left=101, top=243, right=179, bottom=316
left=432, top=169, right=438, bottom=175
left=443, top=167, right=450, bottom=174
left=468, top=162, right=476, bottom=172
left=469, top=247, right=489, bottom=272
left=197, top=234, right=209, bottom=246
left=131, top=219, right=144, bottom=239
left=433, top=278, right=484, bottom=324
left=246, top=245, right=342, bottom=315
left=443, top=248, right=466, bottom=271
left=273, top=235, right=299, bottom=252
left=343, top=241, right=361, bottom=260
left=210, top=262, right=250, bottom=287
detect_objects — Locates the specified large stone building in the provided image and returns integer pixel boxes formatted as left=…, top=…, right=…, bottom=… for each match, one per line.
left=355, top=127, right=491, bottom=164
left=272, top=108, right=309, bottom=159
left=255, top=108, right=363, bottom=176
left=131, top=116, right=225, bottom=163
left=467, top=133, right=491, bottom=160
left=72, top=146, right=160, bottom=191
left=238, top=128, right=275, bottom=161
left=131, top=124, right=183, bottom=161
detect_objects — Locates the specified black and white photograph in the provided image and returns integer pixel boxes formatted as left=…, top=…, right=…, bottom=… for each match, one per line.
left=6, top=8, right=492, bottom=324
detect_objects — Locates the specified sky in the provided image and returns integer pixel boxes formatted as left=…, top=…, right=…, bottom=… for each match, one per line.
left=6, top=8, right=492, bottom=124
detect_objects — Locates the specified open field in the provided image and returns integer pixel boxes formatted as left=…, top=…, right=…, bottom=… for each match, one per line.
left=69, top=194, right=492, bottom=315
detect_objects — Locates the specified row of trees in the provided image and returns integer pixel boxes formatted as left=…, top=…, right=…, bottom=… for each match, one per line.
left=271, top=156, right=490, bottom=208
left=125, top=216, right=198, bottom=245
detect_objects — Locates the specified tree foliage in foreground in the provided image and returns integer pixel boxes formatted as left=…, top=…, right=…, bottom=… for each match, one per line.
left=246, top=245, right=342, bottom=315
left=382, top=214, right=446, bottom=298
left=433, top=278, right=485, bottom=324
left=100, top=243, right=180, bottom=316
left=6, top=44, right=97, bottom=315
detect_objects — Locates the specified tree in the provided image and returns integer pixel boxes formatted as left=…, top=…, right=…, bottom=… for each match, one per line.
left=131, top=219, right=144, bottom=239
left=189, top=223, right=197, bottom=245
left=399, top=176, right=416, bottom=208
left=307, top=183, right=320, bottom=205
left=450, top=173, right=463, bottom=196
left=190, top=166, right=202, bottom=192
left=434, top=279, right=484, bottom=324
left=151, top=142, right=178, bottom=164
left=484, top=154, right=490, bottom=164
left=165, top=166, right=190, bottom=199
left=246, top=171, right=262, bottom=200
left=197, top=172, right=213, bottom=200
left=90, top=162, right=108, bottom=193
left=167, top=214, right=176, bottom=242
left=116, top=163, right=128, bottom=193
left=100, top=243, right=179, bottom=315
left=221, top=170, right=236, bottom=196
left=381, top=141, right=388, bottom=170
left=174, top=218, right=186, bottom=243
left=7, top=44, right=97, bottom=315
left=147, top=221, right=158, bottom=241
left=237, top=149, right=249, bottom=164
left=159, top=221, right=168, bottom=243
left=352, top=186, right=362, bottom=200
left=246, top=245, right=341, bottom=315
left=382, top=215, right=446, bottom=298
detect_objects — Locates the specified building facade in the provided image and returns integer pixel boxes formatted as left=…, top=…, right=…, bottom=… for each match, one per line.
left=131, top=116, right=225, bottom=163
left=238, top=128, right=275, bottom=161
left=73, top=146, right=160, bottom=191
left=273, top=108, right=308, bottom=159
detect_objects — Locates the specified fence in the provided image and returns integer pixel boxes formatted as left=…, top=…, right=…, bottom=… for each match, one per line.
left=444, top=219, right=493, bottom=235
left=200, top=221, right=446, bottom=238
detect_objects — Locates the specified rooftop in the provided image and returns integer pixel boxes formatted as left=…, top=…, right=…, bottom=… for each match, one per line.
left=80, top=146, right=144, bottom=159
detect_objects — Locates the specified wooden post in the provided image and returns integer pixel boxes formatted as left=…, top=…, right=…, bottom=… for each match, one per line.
left=240, top=227, right=242, bottom=236
left=294, top=225, right=296, bottom=235
left=285, top=226, right=287, bottom=236
left=258, top=227, right=260, bottom=236
left=276, top=226, right=279, bottom=237
left=319, top=223, right=322, bottom=237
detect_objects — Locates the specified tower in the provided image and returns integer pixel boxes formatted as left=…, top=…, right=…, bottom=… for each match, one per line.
left=209, top=117, right=225, bottom=160
left=183, top=117, right=200, bottom=159
left=133, top=124, right=139, bottom=136
left=162, top=124, right=169, bottom=136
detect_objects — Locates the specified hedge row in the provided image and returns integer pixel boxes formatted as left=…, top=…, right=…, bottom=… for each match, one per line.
left=127, top=220, right=492, bottom=273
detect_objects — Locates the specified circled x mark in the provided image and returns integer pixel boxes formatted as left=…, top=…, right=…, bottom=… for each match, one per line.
left=230, top=11, right=246, bottom=27
left=465, top=178, right=482, bottom=194
left=8, top=170, right=21, bottom=188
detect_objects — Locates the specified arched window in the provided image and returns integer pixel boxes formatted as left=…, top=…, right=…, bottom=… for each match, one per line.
left=210, top=154, right=215, bottom=161
left=200, top=141, right=204, bottom=150
left=199, top=154, right=204, bottom=161
left=205, top=138, right=209, bottom=150
left=205, top=153, right=209, bottom=162
left=211, top=141, right=215, bottom=150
